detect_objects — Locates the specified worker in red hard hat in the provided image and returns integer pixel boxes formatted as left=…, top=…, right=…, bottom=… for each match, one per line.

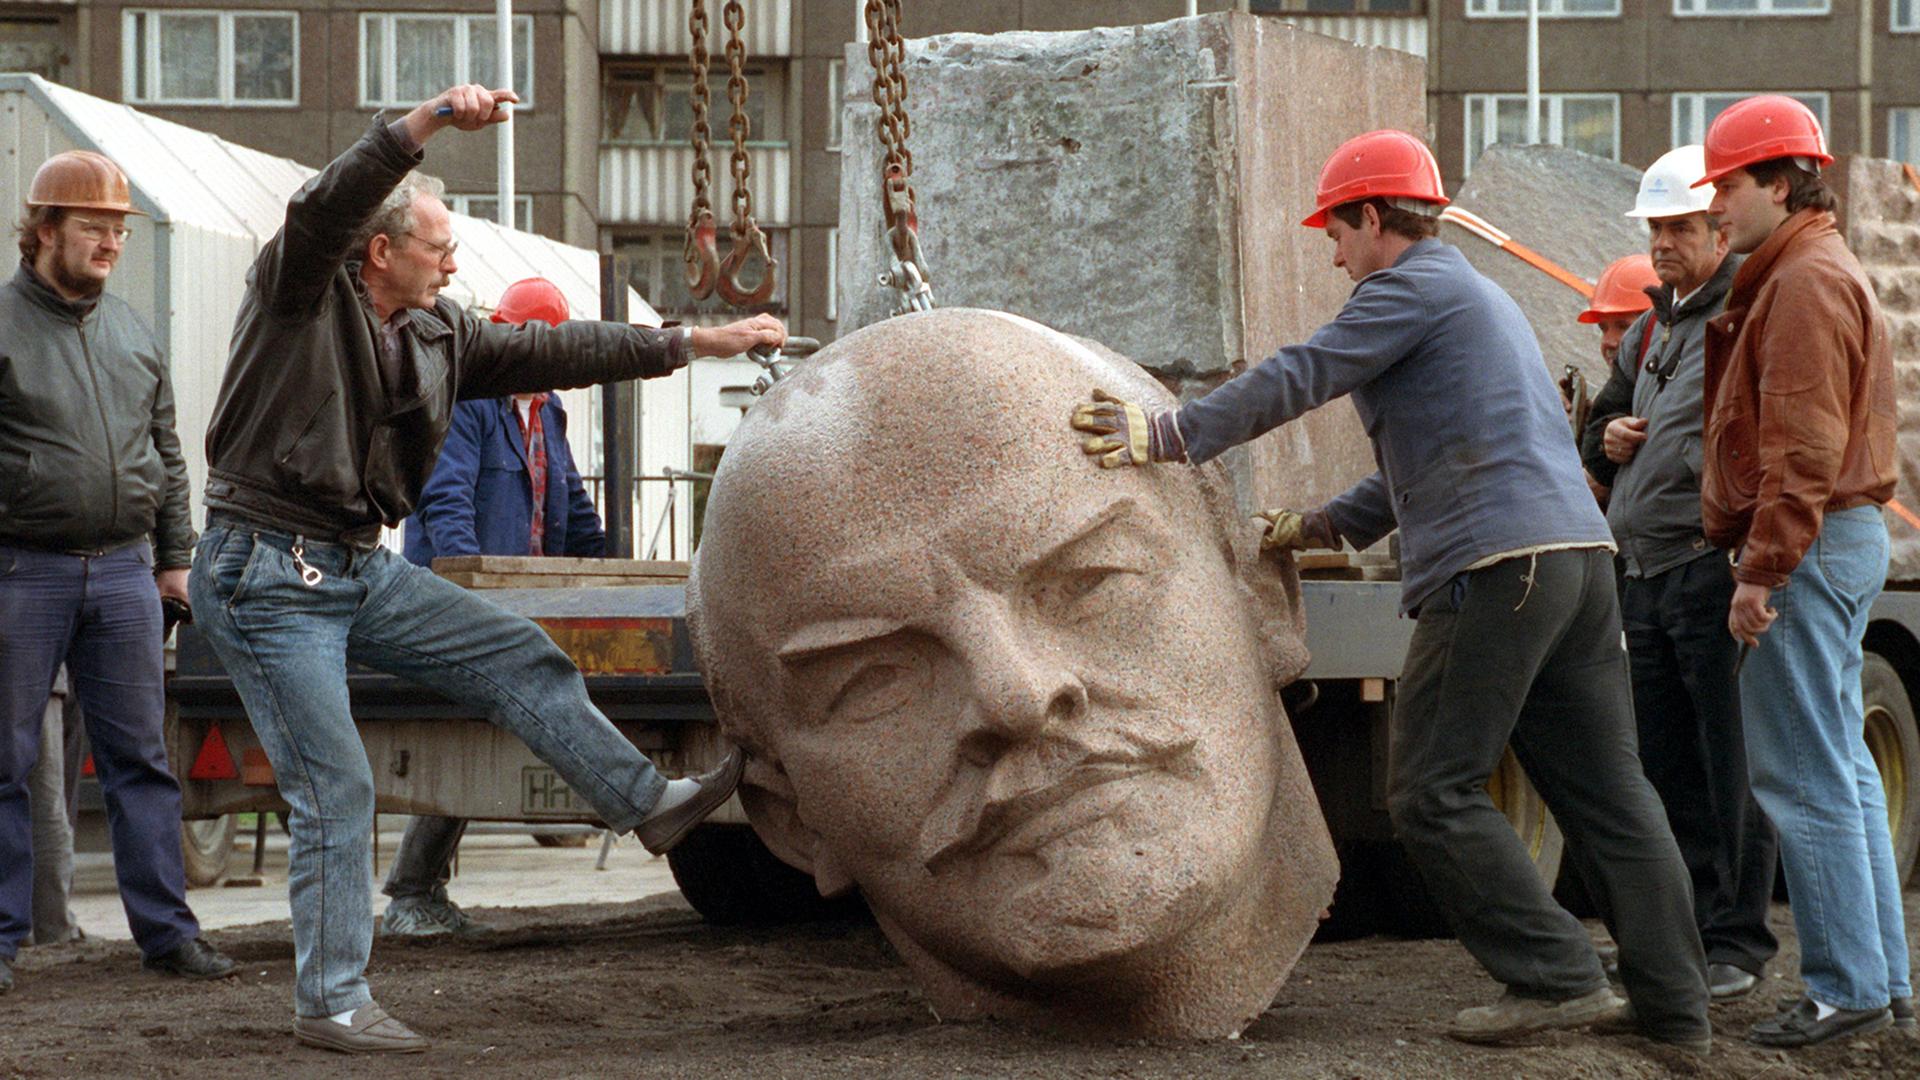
left=1072, top=128, right=1709, bottom=1052
left=1696, top=95, right=1910, bottom=1048
left=1579, top=254, right=1661, bottom=366
left=382, top=276, right=606, bottom=940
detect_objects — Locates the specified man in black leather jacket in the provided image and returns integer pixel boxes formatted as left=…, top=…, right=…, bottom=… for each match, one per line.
left=188, top=83, right=783, bottom=1054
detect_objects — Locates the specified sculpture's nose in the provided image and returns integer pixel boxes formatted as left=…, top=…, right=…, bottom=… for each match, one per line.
left=955, top=601, right=1088, bottom=767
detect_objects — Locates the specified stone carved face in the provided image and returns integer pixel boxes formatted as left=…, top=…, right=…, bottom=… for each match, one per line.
left=689, top=308, right=1338, bottom=1037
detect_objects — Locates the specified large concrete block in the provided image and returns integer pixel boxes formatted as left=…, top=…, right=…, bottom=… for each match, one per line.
left=1831, top=158, right=1920, bottom=582
left=1441, top=144, right=1648, bottom=395
left=838, top=13, right=1424, bottom=514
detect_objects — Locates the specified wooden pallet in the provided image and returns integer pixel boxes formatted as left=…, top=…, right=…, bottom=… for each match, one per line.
left=1294, top=551, right=1399, bottom=582
left=431, top=555, right=691, bottom=589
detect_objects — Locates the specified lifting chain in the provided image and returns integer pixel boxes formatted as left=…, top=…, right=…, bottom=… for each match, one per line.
left=714, top=0, right=776, bottom=307
left=682, top=0, right=718, bottom=299
left=864, top=0, right=932, bottom=314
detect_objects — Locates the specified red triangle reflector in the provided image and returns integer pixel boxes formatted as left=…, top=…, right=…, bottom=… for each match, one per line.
left=187, top=725, right=239, bottom=781
left=81, top=753, right=95, bottom=777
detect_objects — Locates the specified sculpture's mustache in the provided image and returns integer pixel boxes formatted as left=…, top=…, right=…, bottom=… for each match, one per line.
left=919, top=716, right=1199, bottom=871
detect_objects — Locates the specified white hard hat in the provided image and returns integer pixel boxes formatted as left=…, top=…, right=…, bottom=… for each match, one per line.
left=1626, top=145, right=1715, bottom=219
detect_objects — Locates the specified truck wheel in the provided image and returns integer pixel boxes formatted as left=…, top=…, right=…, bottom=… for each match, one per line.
left=1372, top=748, right=1563, bottom=938
left=532, top=832, right=591, bottom=848
left=1863, top=652, right=1920, bottom=885
left=181, top=815, right=237, bottom=888
left=667, top=824, right=869, bottom=925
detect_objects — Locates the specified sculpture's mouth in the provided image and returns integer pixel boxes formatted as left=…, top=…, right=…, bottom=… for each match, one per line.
left=921, top=740, right=1195, bottom=871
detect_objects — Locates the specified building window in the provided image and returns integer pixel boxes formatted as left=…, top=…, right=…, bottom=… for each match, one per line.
left=1674, top=0, right=1828, bottom=15
left=602, top=64, right=786, bottom=146
left=1250, top=2, right=1425, bottom=12
left=125, top=10, right=297, bottom=106
left=448, top=193, right=533, bottom=231
left=826, top=227, right=839, bottom=322
left=612, top=229, right=788, bottom=316
left=360, top=13, right=533, bottom=109
left=1891, top=109, right=1920, bottom=166
left=1896, top=0, right=1919, bottom=32
left=1466, top=0, right=1617, bottom=15
left=827, top=59, right=844, bottom=152
left=1463, top=93, right=1618, bottom=173
left=1671, top=92, right=1828, bottom=147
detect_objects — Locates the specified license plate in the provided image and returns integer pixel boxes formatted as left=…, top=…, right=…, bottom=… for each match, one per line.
left=520, top=766, right=581, bottom=816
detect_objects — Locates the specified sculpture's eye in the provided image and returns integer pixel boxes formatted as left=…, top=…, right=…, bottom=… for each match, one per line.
left=822, top=647, right=930, bottom=723
left=1033, top=566, right=1142, bottom=620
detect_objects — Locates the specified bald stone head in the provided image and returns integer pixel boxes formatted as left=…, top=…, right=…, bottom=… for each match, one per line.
left=689, top=308, right=1338, bottom=1038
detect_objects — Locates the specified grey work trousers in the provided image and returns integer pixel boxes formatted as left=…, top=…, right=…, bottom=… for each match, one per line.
left=382, top=816, right=467, bottom=902
left=28, top=671, right=83, bottom=946
left=1387, top=548, right=1709, bottom=1042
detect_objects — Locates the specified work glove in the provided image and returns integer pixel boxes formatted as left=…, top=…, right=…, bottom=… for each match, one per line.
left=1070, top=389, right=1187, bottom=468
left=1254, top=508, right=1341, bottom=552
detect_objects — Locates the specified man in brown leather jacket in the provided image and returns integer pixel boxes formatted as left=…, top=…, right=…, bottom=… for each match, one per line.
left=1698, top=95, right=1910, bottom=1049
left=187, top=83, right=784, bottom=1054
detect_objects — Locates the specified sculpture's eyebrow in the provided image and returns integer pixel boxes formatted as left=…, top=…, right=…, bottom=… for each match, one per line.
left=1018, top=496, right=1150, bottom=576
left=775, top=616, right=909, bottom=663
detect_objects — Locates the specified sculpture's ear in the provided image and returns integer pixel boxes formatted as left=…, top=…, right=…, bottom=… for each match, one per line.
left=1227, top=516, right=1311, bottom=687
left=739, top=757, right=859, bottom=898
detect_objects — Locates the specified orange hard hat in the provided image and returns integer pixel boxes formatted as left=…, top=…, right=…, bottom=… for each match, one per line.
left=1302, top=129, right=1448, bottom=229
left=27, top=150, right=143, bottom=215
left=1693, top=95, right=1832, bottom=188
left=1577, top=254, right=1661, bottom=324
left=491, top=277, right=570, bottom=326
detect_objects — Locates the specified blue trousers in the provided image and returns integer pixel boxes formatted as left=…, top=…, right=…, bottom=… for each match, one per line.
left=0, top=541, right=199, bottom=961
left=189, top=519, right=668, bottom=1017
left=1739, top=506, right=1912, bottom=1011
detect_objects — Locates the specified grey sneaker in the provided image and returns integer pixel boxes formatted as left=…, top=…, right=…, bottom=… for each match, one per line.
left=1448, top=986, right=1626, bottom=1044
left=294, top=1003, right=429, bottom=1054
left=381, top=895, right=490, bottom=937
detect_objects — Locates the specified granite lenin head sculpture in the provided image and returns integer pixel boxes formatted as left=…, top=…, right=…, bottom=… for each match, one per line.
left=688, top=308, right=1338, bottom=1038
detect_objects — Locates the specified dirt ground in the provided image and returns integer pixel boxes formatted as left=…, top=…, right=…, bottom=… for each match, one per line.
left=4, top=892, right=1918, bottom=1079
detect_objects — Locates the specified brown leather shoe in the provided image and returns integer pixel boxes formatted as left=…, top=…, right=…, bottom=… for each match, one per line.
left=633, top=750, right=745, bottom=855
left=294, top=1003, right=429, bottom=1054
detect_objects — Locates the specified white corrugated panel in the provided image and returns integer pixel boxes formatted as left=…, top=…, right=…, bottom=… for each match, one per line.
left=0, top=74, right=684, bottom=539
left=602, top=0, right=792, bottom=58
left=599, top=143, right=790, bottom=224
left=1279, top=15, right=1427, bottom=59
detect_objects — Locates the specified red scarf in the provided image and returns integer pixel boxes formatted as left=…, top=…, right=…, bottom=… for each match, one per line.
left=516, top=395, right=549, bottom=555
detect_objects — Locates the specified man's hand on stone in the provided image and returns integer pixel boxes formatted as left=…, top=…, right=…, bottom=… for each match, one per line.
left=1070, top=389, right=1186, bottom=468
left=1729, top=581, right=1777, bottom=647
left=1603, top=415, right=1648, bottom=465
left=155, top=567, right=190, bottom=604
left=403, top=85, right=518, bottom=143
left=691, top=314, right=786, bottom=358
left=1254, top=508, right=1341, bottom=553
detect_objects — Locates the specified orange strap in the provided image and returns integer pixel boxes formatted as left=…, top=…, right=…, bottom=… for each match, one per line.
left=1888, top=498, right=1920, bottom=532
left=1905, top=163, right=1920, bottom=197
left=1497, top=238, right=1597, bottom=299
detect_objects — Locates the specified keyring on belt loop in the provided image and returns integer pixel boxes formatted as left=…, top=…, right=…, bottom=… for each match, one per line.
left=290, top=539, right=324, bottom=588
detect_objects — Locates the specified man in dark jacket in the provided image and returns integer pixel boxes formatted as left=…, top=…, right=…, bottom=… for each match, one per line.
left=1582, top=144, right=1777, bottom=1004
left=1699, top=95, right=1909, bottom=1048
left=187, top=84, right=784, bottom=1054
left=0, top=150, right=235, bottom=995
left=1071, top=130, right=1708, bottom=1053
left=382, top=277, right=605, bottom=938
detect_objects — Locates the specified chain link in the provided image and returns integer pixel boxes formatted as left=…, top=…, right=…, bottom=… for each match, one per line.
left=682, top=0, right=718, bottom=298
left=863, top=0, right=932, bottom=313
left=714, top=0, right=774, bottom=306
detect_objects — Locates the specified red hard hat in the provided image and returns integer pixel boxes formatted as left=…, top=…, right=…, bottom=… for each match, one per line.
left=1577, top=254, right=1661, bottom=324
left=491, top=277, right=570, bottom=326
left=1301, top=130, right=1448, bottom=229
left=1693, top=95, right=1832, bottom=188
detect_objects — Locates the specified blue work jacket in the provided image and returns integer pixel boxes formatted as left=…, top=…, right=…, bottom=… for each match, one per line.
left=402, top=396, right=606, bottom=566
left=1175, top=238, right=1612, bottom=614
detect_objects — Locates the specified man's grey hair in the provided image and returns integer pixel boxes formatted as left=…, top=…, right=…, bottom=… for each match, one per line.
left=352, top=172, right=446, bottom=256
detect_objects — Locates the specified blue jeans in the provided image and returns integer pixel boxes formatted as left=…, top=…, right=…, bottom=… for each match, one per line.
left=1739, top=505, right=1912, bottom=1011
left=189, top=520, right=668, bottom=1017
left=0, top=542, right=199, bottom=962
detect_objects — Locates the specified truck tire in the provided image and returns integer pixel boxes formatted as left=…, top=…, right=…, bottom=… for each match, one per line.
left=667, top=823, right=869, bottom=925
left=1863, top=652, right=1920, bottom=886
left=181, top=815, right=237, bottom=888
left=1372, top=748, right=1564, bottom=939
